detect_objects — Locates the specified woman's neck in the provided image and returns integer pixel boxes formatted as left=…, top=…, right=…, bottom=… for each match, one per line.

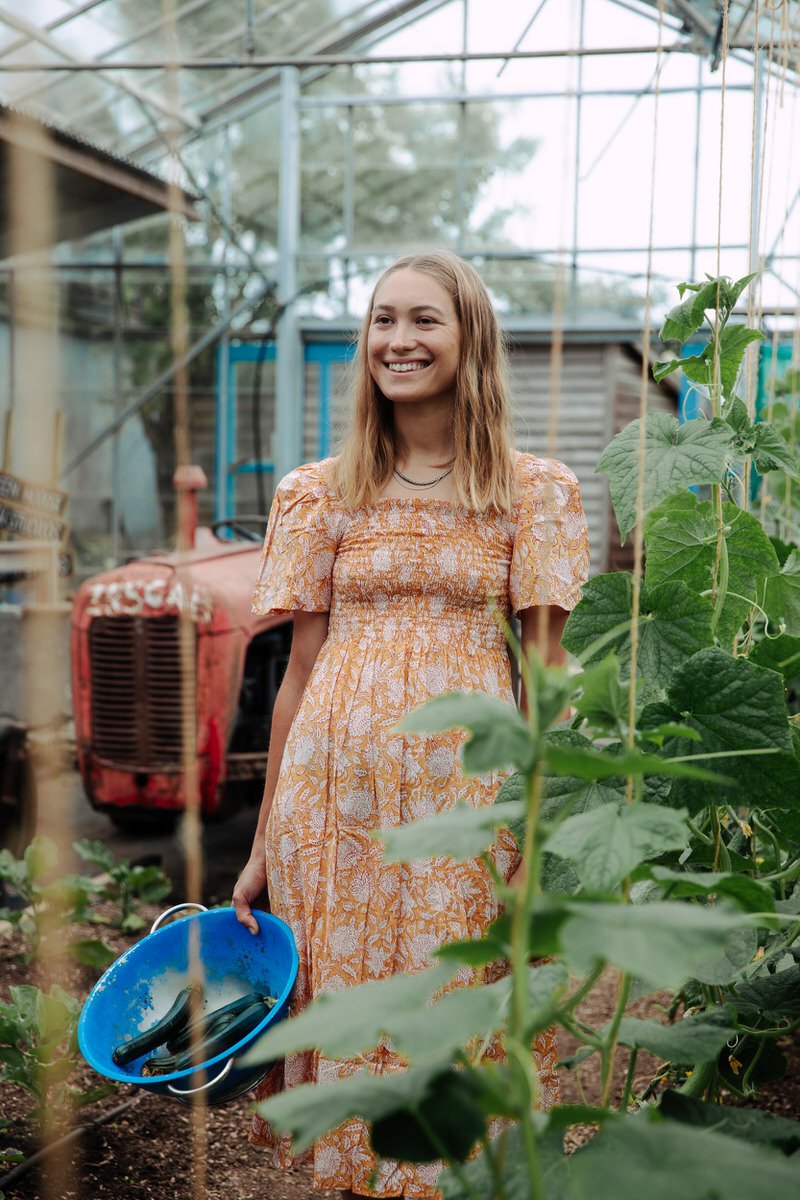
left=392, top=401, right=454, bottom=469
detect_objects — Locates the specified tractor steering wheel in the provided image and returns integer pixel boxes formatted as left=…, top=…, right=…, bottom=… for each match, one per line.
left=210, top=517, right=265, bottom=543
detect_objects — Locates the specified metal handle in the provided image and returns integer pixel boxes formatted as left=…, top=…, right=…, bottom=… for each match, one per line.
left=150, top=902, right=207, bottom=934
left=167, top=1055, right=234, bottom=1096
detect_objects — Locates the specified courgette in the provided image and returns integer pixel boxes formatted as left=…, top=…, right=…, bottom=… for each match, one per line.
left=142, top=999, right=271, bottom=1076
left=112, top=983, right=200, bottom=1067
left=165, top=990, right=271, bottom=1054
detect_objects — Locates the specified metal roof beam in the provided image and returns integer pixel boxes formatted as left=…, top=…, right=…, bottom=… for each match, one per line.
left=5, top=0, right=220, bottom=108
left=0, top=5, right=200, bottom=130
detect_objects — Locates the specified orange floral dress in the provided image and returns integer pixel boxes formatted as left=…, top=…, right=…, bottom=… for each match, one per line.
left=249, top=452, right=589, bottom=1197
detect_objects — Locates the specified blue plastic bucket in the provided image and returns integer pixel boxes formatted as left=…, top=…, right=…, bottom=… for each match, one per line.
left=78, top=904, right=298, bottom=1105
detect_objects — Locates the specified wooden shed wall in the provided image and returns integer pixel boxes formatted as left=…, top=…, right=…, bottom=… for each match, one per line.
left=210, top=337, right=677, bottom=578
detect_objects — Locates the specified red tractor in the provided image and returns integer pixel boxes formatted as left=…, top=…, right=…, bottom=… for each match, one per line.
left=70, top=472, right=290, bottom=832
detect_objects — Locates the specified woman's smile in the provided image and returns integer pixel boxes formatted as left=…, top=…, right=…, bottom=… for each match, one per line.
left=367, top=267, right=461, bottom=406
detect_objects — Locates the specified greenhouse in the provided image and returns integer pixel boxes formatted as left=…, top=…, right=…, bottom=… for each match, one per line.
left=2, top=3, right=800, bottom=1199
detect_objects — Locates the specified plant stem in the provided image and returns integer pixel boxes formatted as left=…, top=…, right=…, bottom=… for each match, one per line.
left=599, top=971, right=632, bottom=1108
left=480, top=1133, right=509, bottom=1200
left=678, top=1058, right=717, bottom=1099
left=619, top=1047, right=639, bottom=1112
left=508, top=756, right=546, bottom=1200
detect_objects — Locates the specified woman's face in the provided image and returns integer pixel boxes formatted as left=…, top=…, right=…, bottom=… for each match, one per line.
left=367, top=268, right=461, bottom=409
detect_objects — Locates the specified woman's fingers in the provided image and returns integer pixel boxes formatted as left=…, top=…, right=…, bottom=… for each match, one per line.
left=232, top=861, right=266, bottom=935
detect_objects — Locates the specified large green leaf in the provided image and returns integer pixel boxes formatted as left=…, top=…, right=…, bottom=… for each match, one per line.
left=597, top=413, right=732, bottom=542
left=724, top=966, right=800, bottom=1023
left=659, top=278, right=722, bottom=342
left=751, top=420, right=800, bottom=480
left=557, top=900, right=759, bottom=990
left=765, top=549, right=800, bottom=637
left=440, top=1121, right=572, bottom=1200
left=658, top=647, right=800, bottom=813
left=254, top=1061, right=485, bottom=1158
left=544, top=742, right=728, bottom=787
left=693, top=926, right=760, bottom=986
left=717, top=325, right=764, bottom=397
left=240, top=964, right=454, bottom=1065
left=545, top=804, right=688, bottom=891
left=573, top=654, right=628, bottom=731
left=371, top=1066, right=487, bottom=1163
left=610, top=1007, right=737, bottom=1063
left=751, top=630, right=800, bottom=682
left=659, top=1090, right=800, bottom=1154
left=540, top=731, right=629, bottom=823
left=394, top=693, right=534, bottom=773
left=377, top=800, right=526, bottom=863
left=642, top=866, right=775, bottom=914
left=645, top=497, right=779, bottom=644
left=569, top=1109, right=800, bottom=1200
left=562, top=571, right=713, bottom=691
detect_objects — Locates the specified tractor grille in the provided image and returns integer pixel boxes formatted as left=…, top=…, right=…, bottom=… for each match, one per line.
left=88, top=616, right=196, bottom=768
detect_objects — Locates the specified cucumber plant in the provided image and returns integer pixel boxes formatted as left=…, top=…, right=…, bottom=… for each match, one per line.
left=241, top=273, right=800, bottom=1198
left=0, top=985, right=113, bottom=1125
left=73, top=839, right=171, bottom=933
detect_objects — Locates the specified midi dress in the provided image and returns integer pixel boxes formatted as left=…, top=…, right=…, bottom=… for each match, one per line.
left=249, top=451, right=589, bottom=1197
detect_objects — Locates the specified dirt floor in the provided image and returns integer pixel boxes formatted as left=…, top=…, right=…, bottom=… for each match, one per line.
left=1, top=903, right=798, bottom=1200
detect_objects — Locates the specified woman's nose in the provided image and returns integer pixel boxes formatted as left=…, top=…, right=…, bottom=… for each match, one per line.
left=389, top=322, right=416, bottom=349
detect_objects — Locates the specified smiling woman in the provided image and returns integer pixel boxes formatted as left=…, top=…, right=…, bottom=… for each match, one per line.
left=232, top=251, right=589, bottom=1199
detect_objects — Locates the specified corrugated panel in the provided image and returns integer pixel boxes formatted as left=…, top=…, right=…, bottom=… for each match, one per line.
left=509, top=343, right=613, bottom=574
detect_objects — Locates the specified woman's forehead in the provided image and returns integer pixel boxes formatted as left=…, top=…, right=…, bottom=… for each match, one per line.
left=372, top=268, right=456, bottom=315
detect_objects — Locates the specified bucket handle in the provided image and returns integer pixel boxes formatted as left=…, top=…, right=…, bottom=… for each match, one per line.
left=167, top=1055, right=234, bottom=1097
left=151, top=902, right=208, bottom=934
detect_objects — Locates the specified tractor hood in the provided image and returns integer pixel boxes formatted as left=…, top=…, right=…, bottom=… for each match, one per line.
left=71, top=529, right=270, bottom=636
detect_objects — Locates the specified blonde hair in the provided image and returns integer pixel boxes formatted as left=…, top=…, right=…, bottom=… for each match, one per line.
left=329, top=251, right=517, bottom=513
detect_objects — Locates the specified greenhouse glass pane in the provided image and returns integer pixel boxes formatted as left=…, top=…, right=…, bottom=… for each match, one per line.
left=467, top=0, right=577, bottom=55
left=52, top=13, right=122, bottom=59
left=693, top=88, right=757, bottom=247
left=300, top=166, right=346, bottom=250
left=463, top=99, right=569, bottom=253
left=352, top=101, right=460, bottom=167
left=576, top=92, right=698, bottom=253
left=465, top=54, right=574, bottom=97
left=352, top=165, right=460, bottom=248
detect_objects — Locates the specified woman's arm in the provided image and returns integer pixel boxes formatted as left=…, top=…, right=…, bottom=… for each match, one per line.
left=507, top=605, right=569, bottom=890
left=232, top=610, right=329, bottom=933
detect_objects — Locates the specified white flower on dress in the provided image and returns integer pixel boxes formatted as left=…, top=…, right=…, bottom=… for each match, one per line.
left=438, top=546, right=458, bottom=575
left=329, top=923, right=360, bottom=957
left=426, top=745, right=455, bottom=778
left=291, top=735, right=316, bottom=766
left=424, top=663, right=449, bottom=695
left=315, top=1143, right=342, bottom=1178
left=338, top=788, right=373, bottom=823
left=313, top=549, right=335, bottom=580
left=372, top=545, right=393, bottom=571
left=347, top=706, right=373, bottom=737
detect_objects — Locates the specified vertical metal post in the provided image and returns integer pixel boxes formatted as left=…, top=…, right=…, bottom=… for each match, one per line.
left=275, top=65, right=302, bottom=487
left=215, top=123, right=232, bottom=519
left=111, top=228, right=123, bottom=563
left=569, top=0, right=585, bottom=319
left=748, top=49, right=765, bottom=278
left=456, top=0, right=468, bottom=254
left=689, top=55, right=703, bottom=282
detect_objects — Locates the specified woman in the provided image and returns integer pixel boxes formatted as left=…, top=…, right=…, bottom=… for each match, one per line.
left=233, top=251, right=589, bottom=1198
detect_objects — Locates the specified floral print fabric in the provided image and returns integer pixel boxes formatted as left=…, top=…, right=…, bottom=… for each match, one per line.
left=249, top=453, right=589, bottom=1197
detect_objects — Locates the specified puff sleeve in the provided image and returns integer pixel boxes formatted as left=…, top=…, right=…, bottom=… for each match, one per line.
left=251, top=461, right=341, bottom=615
left=509, top=456, right=589, bottom=615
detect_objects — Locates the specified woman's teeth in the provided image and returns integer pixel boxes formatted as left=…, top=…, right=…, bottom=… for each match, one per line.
left=387, top=362, right=428, bottom=372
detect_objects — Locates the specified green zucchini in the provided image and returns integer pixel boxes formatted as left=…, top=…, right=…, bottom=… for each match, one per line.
left=142, top=999, right=271, bottom=1076
left=112, top=983, right=200, bottom=1067
left=165, top=990, right=271, bottom=1054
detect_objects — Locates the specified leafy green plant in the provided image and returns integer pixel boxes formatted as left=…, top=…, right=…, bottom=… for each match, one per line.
left=0, top=837, right=96, bottom=961
left=73, top=839, right=171, bottom=933
left=0, top=985, right=113, bottom=1125
left=235, top=273, right=800, bottom=1197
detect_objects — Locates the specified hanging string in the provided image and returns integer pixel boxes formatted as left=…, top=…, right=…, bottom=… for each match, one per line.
left=626, top=0, right=665, bottom=776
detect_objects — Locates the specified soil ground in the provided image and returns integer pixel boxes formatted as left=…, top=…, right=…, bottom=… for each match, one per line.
left=2, top=881, right=799, bottom=1199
